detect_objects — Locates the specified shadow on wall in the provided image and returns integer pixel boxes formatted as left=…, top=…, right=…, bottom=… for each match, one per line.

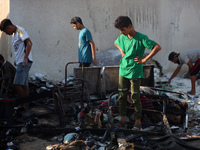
left=0, top=15, right=10, bottom=60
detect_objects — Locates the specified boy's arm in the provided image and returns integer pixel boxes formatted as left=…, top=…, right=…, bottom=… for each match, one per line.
left=23, top=38, right=32, bottom=66
left=187, top=60, right=193, bottom=70
left=89, top=40, right=98, bottom=66
left=115, top=44, right=126, bottom=57
left=186, top=60, right=193, bottom=78
left=134, top=44, right=161, bottom=64
left=167, top=65, right=182, bottom=84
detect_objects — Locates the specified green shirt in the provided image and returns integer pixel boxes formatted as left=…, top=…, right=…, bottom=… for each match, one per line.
left=114, top=32, right=156, bottom=79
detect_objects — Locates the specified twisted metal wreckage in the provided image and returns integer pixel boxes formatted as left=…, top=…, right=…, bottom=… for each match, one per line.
left=0, top=62, right=200, bottom=150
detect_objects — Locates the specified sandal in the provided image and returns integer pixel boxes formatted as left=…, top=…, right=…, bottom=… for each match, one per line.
left=116, top=121, right=127, bottom=129
left=132, top=123, right=141, bottom=130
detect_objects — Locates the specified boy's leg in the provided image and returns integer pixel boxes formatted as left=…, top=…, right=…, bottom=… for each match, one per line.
left=130, top=78, right=141, bottom=127
left=22, top=85, right=29, bottom=109
left=14, top=84, right=29, bottom=109
left=190, top=75, right=196, bottom=95
left=14, top=84, right=24, bottom=98
left=13, top=62, right=32, bottom=109
left=14, top=84, right=25, bottom=108
left=118, top=76, right=130, bottom=123
left=189, top=58, right=200, bottom=95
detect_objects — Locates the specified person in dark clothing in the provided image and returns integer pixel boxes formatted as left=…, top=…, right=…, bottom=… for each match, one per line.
left=0, top=54, right=16, bottom=81
left=0, top=54, right=16, bottom=95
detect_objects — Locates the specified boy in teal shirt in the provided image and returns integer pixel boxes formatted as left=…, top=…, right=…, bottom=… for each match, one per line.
left=70, top=17, right=98, bottom=67
left=114, top=16, right=161, bottom=129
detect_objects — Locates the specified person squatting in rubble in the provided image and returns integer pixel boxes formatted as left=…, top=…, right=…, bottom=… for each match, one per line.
left=0, top=54, right=16, bottom=94
left=114, top=16, right=161, bottom=130
left=0, top=19, right=33, bottom=109
left=0, top=54, right=16, bottom=82
left=168, top=49, right=200, bottom=95
left=70, top=17, right=98, bottom=67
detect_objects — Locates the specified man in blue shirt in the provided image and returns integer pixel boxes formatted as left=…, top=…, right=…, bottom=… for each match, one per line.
left=70, top=17, right=98, bottom=67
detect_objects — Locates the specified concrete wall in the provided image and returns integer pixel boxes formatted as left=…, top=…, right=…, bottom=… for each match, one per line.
left=0, top=0, right=10, bottom=61
left=0, top=0, right=200, bottom=80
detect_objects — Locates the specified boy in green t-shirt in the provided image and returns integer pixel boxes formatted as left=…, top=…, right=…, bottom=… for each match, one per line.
left=114, top=16, right=161, bottom=130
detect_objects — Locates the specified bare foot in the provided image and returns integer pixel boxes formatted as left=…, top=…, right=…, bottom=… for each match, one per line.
left=187, top=91, right=195, bottom=95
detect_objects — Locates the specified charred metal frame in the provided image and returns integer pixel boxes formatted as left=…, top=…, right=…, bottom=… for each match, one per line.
left=150, top=87, right=188, bottom=131
left=53, top=62, right=92, bottom=123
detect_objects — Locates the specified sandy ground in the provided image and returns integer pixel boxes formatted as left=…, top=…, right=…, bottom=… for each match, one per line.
left=19, top=135, right=57, bottom=150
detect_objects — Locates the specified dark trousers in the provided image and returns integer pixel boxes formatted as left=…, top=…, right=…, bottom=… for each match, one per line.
left=118, top=76, right=142, bottom=120
left=79, top=63, right=91, bottom=67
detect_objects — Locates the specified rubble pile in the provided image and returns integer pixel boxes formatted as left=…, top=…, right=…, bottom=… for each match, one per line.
left=0, top=79, right=198, bottom=150
left=1, top=60, right=200, bottom=149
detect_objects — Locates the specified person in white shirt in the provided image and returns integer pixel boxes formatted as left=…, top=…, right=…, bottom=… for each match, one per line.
left=0, top=19, right=33, bottom=109
left=168, top=49, right=200, bottom=95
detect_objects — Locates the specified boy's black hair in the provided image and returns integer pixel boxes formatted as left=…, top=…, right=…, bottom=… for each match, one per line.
left=0, top=54, right=5, bottom=61
left=114, top=16, right=132, bottom=29
left=70, top=17, right=83, bottom=25
left=0, top=19, right=13, bottom=31
left=168, top=52, right=179, bottom=61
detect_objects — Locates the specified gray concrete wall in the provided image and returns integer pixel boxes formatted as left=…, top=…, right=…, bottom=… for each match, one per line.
left=0, top=0, right=10, bottom=61
left=0, top=0, right=200, bottom=80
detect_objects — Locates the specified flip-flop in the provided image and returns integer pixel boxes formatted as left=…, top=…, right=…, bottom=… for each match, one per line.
left=132, top=123, right=141, bottom=130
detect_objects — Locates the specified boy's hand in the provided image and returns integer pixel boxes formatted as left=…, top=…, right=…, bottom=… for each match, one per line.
left=93, top=58, right=98, bottom=66
left=167, top=79, right=171, bottom=84
left=134, top=56, right=145, bottom=64
left=121, top=51, right=126, bottom=57
left=22, top=58, right=28, bottom=67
